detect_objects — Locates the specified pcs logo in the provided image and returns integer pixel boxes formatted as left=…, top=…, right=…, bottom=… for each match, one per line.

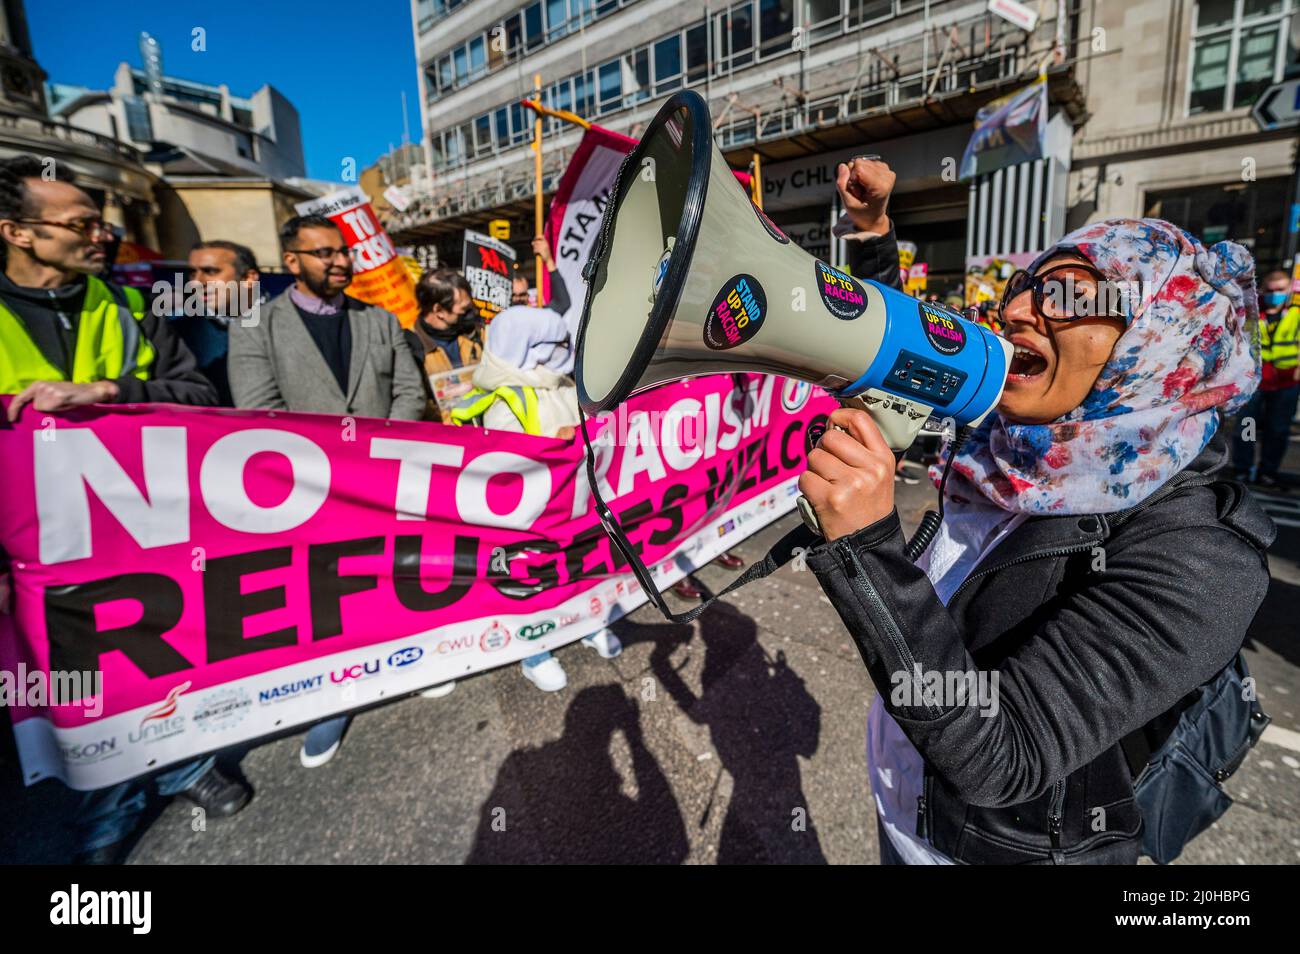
left=387, top=646, right=424, bottom=668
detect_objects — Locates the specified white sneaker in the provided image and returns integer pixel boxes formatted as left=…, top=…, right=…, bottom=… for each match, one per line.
left=521, top=656, right=567, bottom=692
left=582, top=628, right=623, bottom=659
left=419, top=681, right=457, bottom=698
left=299, top=738, right=340, bottom=769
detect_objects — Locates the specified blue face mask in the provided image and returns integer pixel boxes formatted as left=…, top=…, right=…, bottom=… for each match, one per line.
left=1261, top=290, right=1288, bottom=310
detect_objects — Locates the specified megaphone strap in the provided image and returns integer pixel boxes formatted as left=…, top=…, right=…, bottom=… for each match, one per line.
left=578, top=403, right=817, bottom=624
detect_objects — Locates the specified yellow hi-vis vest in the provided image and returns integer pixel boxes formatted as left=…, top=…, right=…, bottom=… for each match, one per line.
left=447, top=384, right=542, bottom=435
left=0, top=276, right=154, bottom=394
left=1262, top=306, right=1300, bottom=370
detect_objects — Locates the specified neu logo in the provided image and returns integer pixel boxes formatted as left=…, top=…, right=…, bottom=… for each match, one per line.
left=387, top=647, right=424, bottom=668
left=331, top=660, right=380, bottom=683
left=518, top=621, right=556, bottom=641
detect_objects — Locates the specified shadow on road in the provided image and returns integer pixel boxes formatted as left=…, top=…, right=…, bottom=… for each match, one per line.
left=635, top=601, right=826, bottom=863
left=466, top=683, right=688, bottom=863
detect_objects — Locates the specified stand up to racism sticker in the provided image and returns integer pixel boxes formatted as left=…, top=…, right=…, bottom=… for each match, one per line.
left=814, top=261, right=866, bottom=320
left=704, top=274, right=766, bottom=350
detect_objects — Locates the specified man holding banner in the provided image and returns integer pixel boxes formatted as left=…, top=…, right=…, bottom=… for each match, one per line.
left=0, top=154, right=247, bottom=864
left=229, top=213, right=427, bottom=767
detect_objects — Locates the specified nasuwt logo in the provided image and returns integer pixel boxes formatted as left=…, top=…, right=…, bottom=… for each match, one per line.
left=259, top=674, right=324, bottom=705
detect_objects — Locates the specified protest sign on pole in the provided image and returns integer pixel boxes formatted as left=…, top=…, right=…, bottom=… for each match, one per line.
left=543, top=122, right=758, bottom=337
left=295, top=187, right=420, bottom=328
left=463, top=229, right=516, bottom=320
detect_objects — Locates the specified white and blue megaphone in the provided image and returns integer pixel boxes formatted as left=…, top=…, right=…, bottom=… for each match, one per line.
left=572, top=91, right=1011, bottom=613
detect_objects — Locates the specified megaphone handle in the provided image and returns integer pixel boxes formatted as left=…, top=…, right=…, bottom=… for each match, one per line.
left=797, top=391, right=928, bottom=537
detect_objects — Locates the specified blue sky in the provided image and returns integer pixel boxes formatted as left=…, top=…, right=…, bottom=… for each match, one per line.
left=28, top=0, right=423, bottom=181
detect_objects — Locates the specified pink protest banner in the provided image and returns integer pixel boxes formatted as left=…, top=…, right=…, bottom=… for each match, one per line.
left=0, top=375, right=833, bottom=789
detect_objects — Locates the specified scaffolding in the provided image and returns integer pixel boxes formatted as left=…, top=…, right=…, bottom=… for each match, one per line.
left=391, top=1, right=1091, bottom=241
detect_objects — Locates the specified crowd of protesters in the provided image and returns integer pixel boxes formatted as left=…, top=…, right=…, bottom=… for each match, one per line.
left=0, top=147, right=1296, bottom=865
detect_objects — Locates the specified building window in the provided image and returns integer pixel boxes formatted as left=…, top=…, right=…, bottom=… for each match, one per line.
left=846, top=0, right=894, bottom=29
left=758, top=0, right=794, bottom=57
left=598, top=60, right=622, bottom=110
left=1146, top=177, right=1289, bottom=269
left=654, top=35, right=683, bottom=93
left=1188, top=0, right=1292, bottom=114
left=524, top=2, right=545, bottom=50
left=574, top=70, right=596, bottom=116
left=547, top=0, right=569, bottom=40
left=624, top=47, right=650, bottom=107
left=685, top=23, right=709, bottom=83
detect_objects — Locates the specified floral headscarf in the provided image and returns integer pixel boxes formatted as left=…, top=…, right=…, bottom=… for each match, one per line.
left=942, top=218, right=1261, bottom=515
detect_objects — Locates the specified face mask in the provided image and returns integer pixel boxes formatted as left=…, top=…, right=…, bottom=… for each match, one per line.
left=1261, top=290, right=1288, bottom=310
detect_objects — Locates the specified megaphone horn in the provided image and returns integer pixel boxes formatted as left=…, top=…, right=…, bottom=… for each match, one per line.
left=574, top=91, right=1011, bottom=615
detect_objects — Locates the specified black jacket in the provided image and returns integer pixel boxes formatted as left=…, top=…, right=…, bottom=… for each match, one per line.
left=806, top=231, right=1277, bottom=863
left=0, top=273, right=217, bottom=406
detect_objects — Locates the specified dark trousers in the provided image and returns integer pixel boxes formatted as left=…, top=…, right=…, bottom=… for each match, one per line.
left=72, top=756, right=214, bottom=852
left=1231, top=383, right=1300, bottom=478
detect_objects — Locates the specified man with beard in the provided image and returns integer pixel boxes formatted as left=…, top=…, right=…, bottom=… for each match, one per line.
left=228, top=214, right=425, bottom=769
left=229, top=214, right=424, bottom=422
left=174, top=239, right=262, bottom=405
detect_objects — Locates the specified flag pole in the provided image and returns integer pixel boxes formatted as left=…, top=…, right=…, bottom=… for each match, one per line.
left=533, top=73, right=545, bottom=302
left=520, top=98, right=592, bottom=130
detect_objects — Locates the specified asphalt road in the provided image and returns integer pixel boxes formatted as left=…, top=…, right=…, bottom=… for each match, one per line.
left=2, top=446, right=1299, bottom=864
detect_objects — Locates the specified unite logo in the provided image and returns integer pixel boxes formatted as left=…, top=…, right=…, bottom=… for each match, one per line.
left=330, top=660, right=380, bottom=683
left=139, top=681, right=191, bottom=729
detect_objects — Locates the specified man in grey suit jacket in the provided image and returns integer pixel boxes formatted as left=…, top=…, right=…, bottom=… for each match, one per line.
left=229, top=214, right=425, bottom=421
left=228, top=214, right=426, bottom=771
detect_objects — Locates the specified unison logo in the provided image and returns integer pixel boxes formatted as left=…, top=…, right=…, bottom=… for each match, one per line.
left=50, top=884, right=151, bottom=934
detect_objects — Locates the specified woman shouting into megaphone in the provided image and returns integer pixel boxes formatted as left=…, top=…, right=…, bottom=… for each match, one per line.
left=798, top=210, right=1275, bottom=864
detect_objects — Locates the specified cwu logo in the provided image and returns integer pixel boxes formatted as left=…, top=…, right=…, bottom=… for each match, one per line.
left=387, top=647, right=424, bottom=668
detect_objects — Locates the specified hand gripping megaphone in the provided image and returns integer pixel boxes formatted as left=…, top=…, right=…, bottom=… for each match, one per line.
left=573, top=91, right=1011, bottom=621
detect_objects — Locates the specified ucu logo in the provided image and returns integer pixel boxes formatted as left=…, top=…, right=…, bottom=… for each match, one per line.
left=330, top=660, right=380, bottom=683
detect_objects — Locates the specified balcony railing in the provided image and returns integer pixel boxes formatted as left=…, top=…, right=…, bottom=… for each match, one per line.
left=0, top=108, right=144, bottom=164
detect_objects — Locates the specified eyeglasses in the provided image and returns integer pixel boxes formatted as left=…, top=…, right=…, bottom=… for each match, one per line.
left=1001, top=263, right=1123, bottom=321
left=289, top=246, right=352, bottom=262
left=17, top=217, right=114, bottom=240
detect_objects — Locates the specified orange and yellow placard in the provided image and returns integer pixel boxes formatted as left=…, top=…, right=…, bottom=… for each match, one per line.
left=295, top=187, right=420, bottom=328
